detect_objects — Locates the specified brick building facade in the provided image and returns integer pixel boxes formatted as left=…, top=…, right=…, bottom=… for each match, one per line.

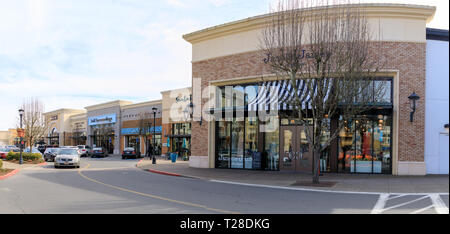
left=184, top=4, right=437, bottom=175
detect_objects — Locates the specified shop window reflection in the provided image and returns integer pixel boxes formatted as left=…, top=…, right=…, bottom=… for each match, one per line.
left=264, top=116, right=280, bottom=171
left=217, top=121, right=231, bottom=168
left=244, top=117, right=258, bottom=169
left=320, top=118, right=331, bottom=173
left=231, top=119, right=244, bottom=169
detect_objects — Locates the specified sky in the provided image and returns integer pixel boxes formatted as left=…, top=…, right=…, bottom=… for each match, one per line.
left=0, top=0, right=448, bottom=130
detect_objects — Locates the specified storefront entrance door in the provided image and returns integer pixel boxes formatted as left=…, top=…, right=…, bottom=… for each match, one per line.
left=279, top=126, right=313, bottom=173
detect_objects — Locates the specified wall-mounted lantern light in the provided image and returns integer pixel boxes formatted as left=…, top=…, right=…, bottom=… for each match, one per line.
left=187, top=94, right=202, bottom=126
left=408, top=92, right=420, bottom=122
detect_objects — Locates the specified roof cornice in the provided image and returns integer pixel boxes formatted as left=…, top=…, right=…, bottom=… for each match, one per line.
left=85, top=100, right=133, bottom=111
left=122, top=100, right=163, bottom=110
left=183, top=3, right=436, bottom=44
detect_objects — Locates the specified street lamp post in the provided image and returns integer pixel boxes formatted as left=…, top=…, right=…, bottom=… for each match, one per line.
left=18, top=109, right=24, bottom=165
left=152, top=107, right=157, bottom=165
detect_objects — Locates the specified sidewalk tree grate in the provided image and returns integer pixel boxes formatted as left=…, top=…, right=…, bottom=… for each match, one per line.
left=290, top=181, right=337, bottom=187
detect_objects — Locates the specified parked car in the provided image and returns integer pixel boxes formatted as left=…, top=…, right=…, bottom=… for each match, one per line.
left=0, top=147, right=21, bottom=159
left=122, top=147, right=141, bottom=159
left=0, top=148, right=9, bottom=159
left=24, top=147, right=44, bottom=160
left=91, top=147, right=108, bottom=158
left=37, top=145, right=46, bottom=154
left=44, top=148, right=60, bottom=162
left=54, top=148, right=81, bottom=168
left=77, top=145, right=91, bottom=157
left=60, top=146, right=78, bottom=149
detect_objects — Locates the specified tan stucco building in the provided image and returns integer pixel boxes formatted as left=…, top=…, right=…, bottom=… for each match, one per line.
left=161, top=87, right=192, bottom=158
left=44, top=109, right=86, bottom=146
left=0, top=129, right=17, bottom=146
left=120, top=100, right=162, bottom=156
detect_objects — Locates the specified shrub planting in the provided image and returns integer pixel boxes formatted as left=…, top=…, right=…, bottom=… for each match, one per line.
left=7, top=152, right=43, bottom=162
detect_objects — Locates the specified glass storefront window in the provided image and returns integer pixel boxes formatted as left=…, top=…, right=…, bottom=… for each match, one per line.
left=245, top=85, right=258, bottom=106
left=231, top=119, right=244, bottom=168
left=217, top=121, right=231, bottom=168
left=373, top=115, right=392, bottom=174
left=319, top=118, right=331, bottom=173
left=233, top=86, right=245, bottom=108
left=353, top=118, right=375, bottom=173
left=244, top=117, right=258, bottom=169
left=338, top=119, right=355, bottom=173
left=374, top=80, right=392, bottom=104
left=339, top=115, right=392, bottom=174
left=172, top=123, right=191, bottom=135
left=126, top=136, right=140, bottom=153
left=264, top=116, right=280, bottom=171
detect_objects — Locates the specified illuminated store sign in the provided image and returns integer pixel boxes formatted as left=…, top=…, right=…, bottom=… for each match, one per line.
left=88, top=114, right=116, bottom=126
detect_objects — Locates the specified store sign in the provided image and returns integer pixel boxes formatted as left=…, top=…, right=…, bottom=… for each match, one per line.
left=175, top=95, right=190, bottom=103
left=263, top=50, right=327, bottom=64
left=121, top=126, right=162, bottom=135
left=123, top=110, right=159, bottom=120
left=88, top=114, right=116, bottom=126
left=50, top=115, right=58, bottom=121
left=74, top=122, right=85, bottom=131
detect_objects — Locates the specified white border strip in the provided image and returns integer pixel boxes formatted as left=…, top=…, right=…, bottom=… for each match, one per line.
left=209, top=179, right=450, bottom=196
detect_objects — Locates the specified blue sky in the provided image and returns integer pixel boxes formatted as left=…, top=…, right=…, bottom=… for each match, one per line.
left=0, top=0, right=448, bottom=130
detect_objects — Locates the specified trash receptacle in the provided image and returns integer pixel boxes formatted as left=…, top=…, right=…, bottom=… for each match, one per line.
left=171, top=153, right=178, bottom=163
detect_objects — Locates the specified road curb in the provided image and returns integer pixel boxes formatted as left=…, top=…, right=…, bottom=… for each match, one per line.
left=136, top=159, right=144, bottom=168
left=148, top=169, right=182, bottom=177
left=141, top=167, right=450, bottom=195
left=0, top=169, right=20, bottom=180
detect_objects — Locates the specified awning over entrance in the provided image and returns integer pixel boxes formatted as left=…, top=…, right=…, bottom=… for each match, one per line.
left=210, top=78, right=393, bottom=115
left=246, top=79, right=326, bottom=111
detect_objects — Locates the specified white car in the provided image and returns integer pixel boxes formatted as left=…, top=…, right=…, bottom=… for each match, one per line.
left=54, top=148, right=81, bottom=168
left=77, top=145, right=91, bottom=157
left=60, top=146, right=83, bottom=157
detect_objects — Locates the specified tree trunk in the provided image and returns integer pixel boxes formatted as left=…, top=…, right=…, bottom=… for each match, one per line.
left=312, top=148, right=321, bottom=184
left=29, top=137, right=33, bottom=153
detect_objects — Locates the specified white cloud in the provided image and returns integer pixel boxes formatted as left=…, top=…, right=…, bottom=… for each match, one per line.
left=166, top=0, right=187, bottom=8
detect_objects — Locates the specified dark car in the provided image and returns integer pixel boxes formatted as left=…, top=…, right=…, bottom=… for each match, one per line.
left=122, top=147, right=141, bottom=159
left=91, top=147, right=108, bottom=158
left=37, top=145, right=46, bottom=154
left=44, top=148, right=60, bottom=162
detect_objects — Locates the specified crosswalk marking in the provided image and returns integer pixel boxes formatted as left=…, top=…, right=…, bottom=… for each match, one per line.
left=372, top=194, right=449, bottom=214
left=429, top=194, right=450, bottom=214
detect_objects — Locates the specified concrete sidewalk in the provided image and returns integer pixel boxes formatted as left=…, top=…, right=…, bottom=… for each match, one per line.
left=138, top=158, right=449, bottom=194
left=1, top=160, right=46, bottom=170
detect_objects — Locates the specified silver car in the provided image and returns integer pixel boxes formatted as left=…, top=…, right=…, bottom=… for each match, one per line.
left=54, top=148, right=81, bottom=168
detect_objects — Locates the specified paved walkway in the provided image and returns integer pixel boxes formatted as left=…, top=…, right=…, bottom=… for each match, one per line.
left=1, top=160, right=45, bottom=170
left=138, top=158, right=449, bottom=194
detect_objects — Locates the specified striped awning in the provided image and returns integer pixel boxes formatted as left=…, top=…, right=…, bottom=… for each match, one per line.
left=246, top=79, right=331, bottom=111
left=210, top=79, right=332, bottom=114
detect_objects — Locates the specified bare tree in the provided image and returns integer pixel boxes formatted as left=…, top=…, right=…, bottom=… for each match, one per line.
left=261, top=0, right=386, bottom=183
left=19, top=98, right=48, bottom=152
left=136, top=112, right=152, bottom=156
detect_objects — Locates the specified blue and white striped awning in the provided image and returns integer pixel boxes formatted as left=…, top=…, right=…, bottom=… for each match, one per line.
left=246, top=79, right=331, bottom=111
left=210, top=79, right=332, bottom=114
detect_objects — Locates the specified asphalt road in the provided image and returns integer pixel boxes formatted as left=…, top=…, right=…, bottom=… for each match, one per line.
left=0, top=155, right=448, bottom=214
